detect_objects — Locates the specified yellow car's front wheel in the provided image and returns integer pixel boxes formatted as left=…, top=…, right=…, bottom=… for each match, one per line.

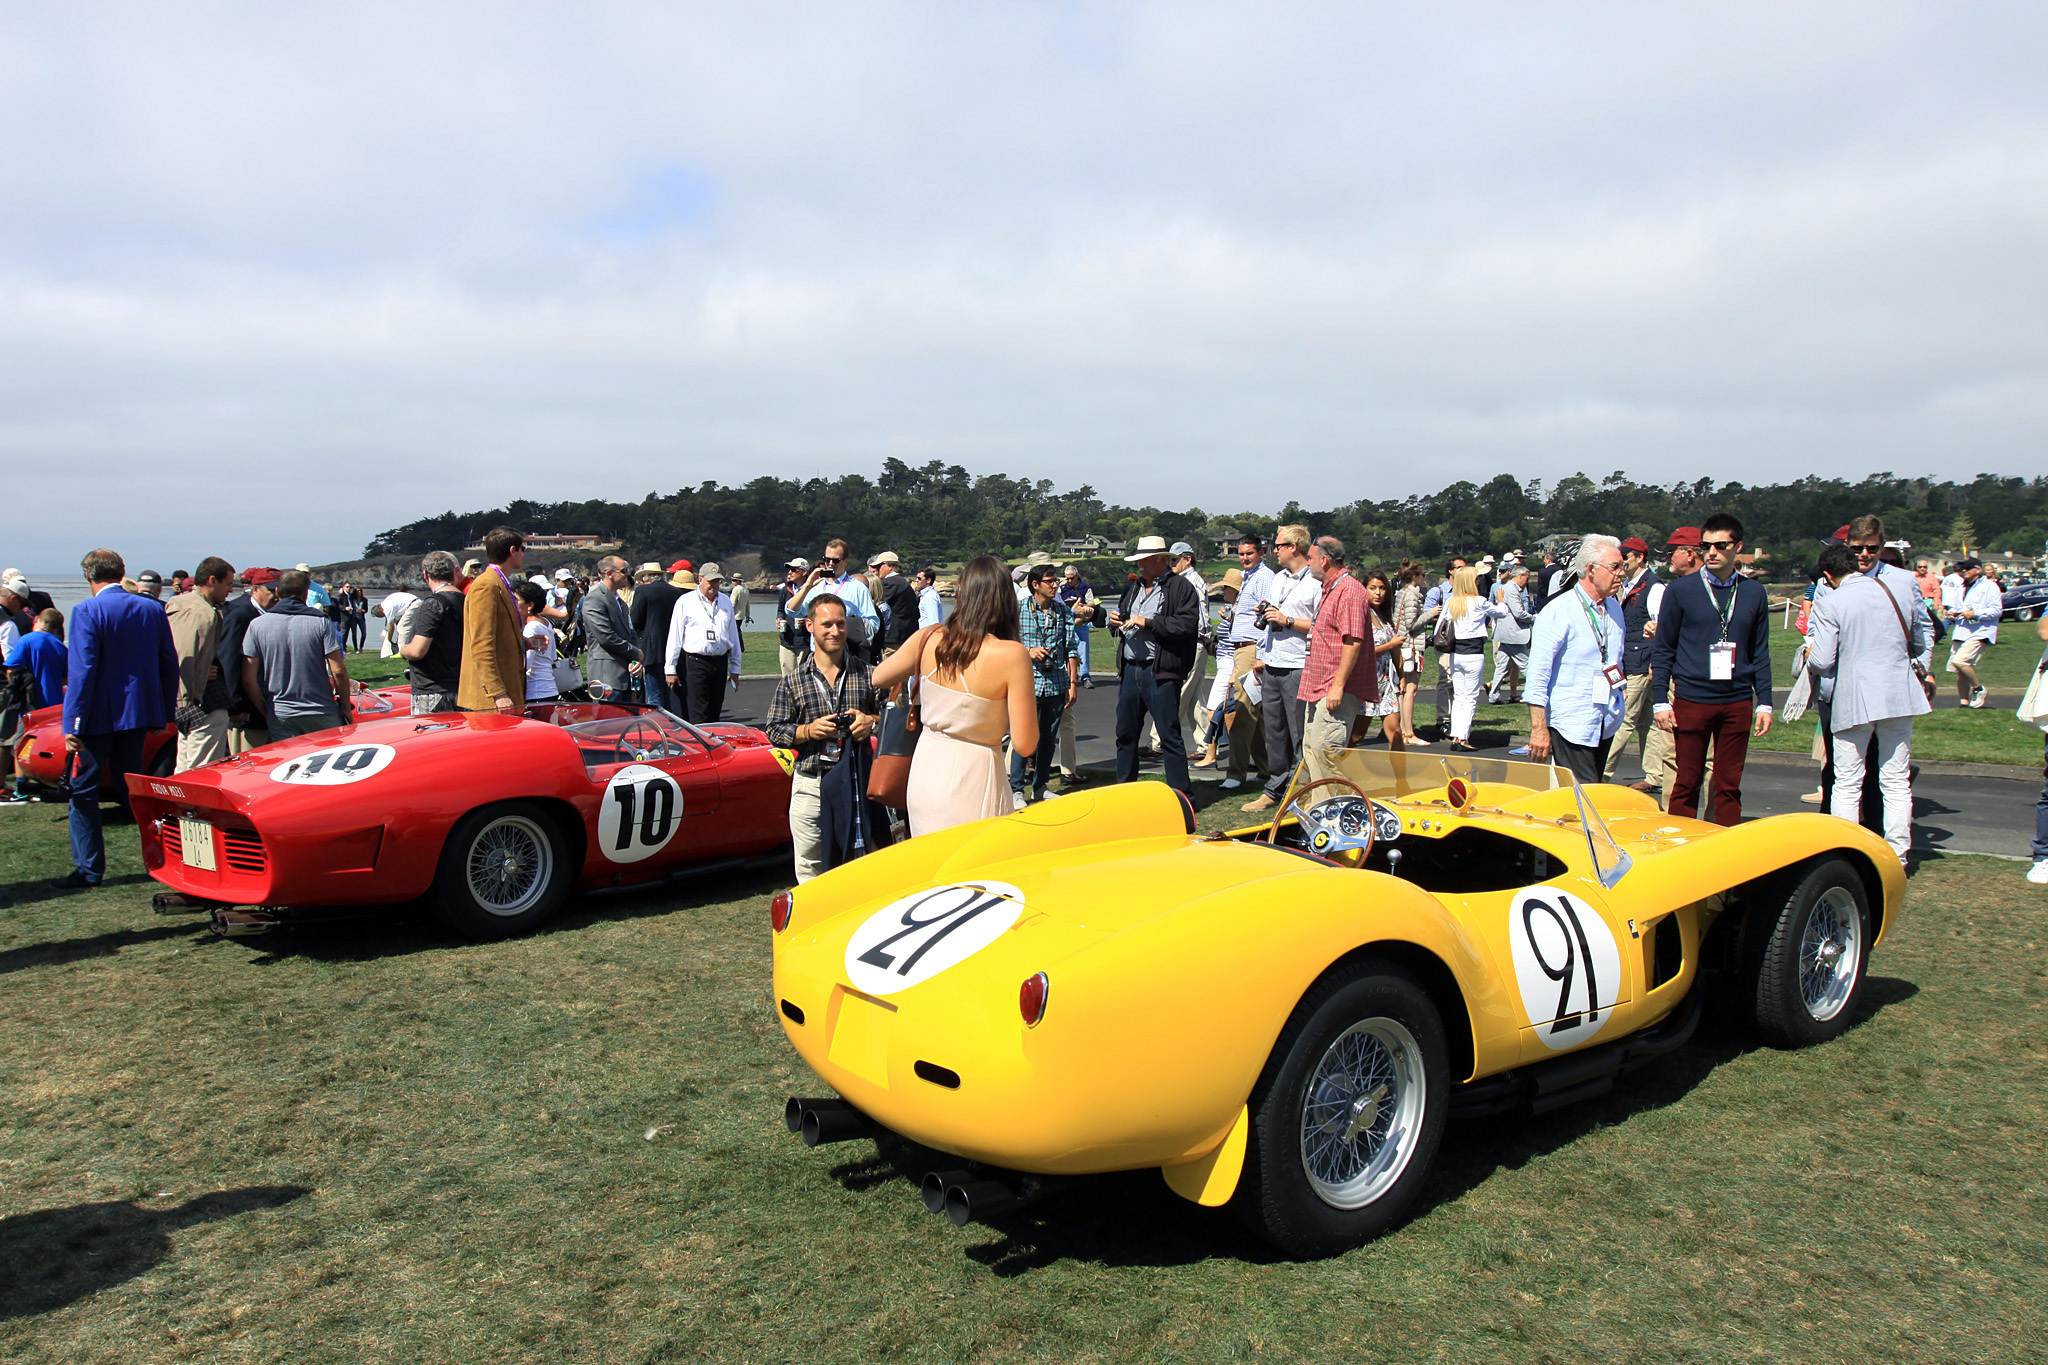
left=1234, top=959, right=1448, bottom=1257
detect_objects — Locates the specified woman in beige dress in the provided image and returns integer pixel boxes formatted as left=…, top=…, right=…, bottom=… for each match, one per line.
left=873, top=554, right=1038, bottom=838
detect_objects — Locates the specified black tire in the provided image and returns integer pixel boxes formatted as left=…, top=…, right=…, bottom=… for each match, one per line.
left=429, top=801, right=574, bottom=939
left=1742, top=857, right=1871, bottom=1049
left=1233, top=959, right=1448, bottom=1257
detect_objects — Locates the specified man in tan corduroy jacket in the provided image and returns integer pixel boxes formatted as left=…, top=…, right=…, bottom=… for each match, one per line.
left=459, top=527, right=528, bottom=713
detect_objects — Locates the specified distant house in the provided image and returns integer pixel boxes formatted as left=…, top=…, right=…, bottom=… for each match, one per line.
left=460, top=533, right=616, bottom=553
left=1059, top=534, right=1112, bottom=555
left=1213, top=528, right=1243, bottom=557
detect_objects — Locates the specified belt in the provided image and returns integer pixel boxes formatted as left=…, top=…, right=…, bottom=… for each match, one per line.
left=1124, top=656, right=1154, bottom=667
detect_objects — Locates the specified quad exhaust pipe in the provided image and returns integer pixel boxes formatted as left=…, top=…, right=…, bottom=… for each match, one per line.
left=782, top=1097, right=1066, bottom=1224
left=784, top=1096, right=878, bottom=1148
left=919, top=1169, right=1064, bottom=1227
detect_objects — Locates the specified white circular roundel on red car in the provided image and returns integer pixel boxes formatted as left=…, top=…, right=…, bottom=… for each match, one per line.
left=267, top=743, right=397, bottom=786
left=1508, top=886, right=1623, bottom=1052
left=598, top=763, right=683, bottom=863
left=843, top=882, right=1025, bottom=997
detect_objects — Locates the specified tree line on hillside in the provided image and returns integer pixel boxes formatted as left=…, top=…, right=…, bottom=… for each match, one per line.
left=365, top=461, right=2048, bottom=576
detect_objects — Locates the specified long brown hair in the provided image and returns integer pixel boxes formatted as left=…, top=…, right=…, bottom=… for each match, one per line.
left=932, top=554, right=1019, bottom=676
left=1364, top=569, right=1394, bottom=626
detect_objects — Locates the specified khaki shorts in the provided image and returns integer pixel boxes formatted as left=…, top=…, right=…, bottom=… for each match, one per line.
left=1948, top=637, right=1988, bottom=670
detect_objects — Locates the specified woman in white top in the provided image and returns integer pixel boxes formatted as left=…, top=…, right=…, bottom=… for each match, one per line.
left=1441, top=566, right=1505, bottom=749
left=1193, top=576, right=1238, bottom=768
left=516, top=580, right=562, bottom=703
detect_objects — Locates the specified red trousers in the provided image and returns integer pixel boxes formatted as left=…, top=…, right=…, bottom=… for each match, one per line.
left=1669, top=697, right=1753, bottom=826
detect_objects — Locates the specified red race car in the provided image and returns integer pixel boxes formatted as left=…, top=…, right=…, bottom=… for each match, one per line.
left=11, top=684, right=414, bottom=798
left=127, top=700, right=796, bottom=939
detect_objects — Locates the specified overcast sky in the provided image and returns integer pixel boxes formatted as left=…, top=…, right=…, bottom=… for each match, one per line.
left=3, top=2, right=2043, bottom=572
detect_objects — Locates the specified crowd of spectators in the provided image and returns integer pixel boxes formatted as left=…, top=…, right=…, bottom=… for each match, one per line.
left=8, top=513, right=2041, bottom=894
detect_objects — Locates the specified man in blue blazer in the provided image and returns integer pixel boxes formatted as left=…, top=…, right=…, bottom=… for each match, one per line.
left=58, top=549, right=178, bottom=889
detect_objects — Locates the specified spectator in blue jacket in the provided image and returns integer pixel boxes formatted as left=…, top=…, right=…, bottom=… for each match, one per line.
left=8, top=608, right=68, bottom=708
left=58, top=548, right=178, bottom=889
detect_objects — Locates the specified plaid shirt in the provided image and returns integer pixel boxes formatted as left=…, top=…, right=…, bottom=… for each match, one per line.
left=1018, top=594, right=1075, bottom=697
left=764, top=653, right=882, bottom=777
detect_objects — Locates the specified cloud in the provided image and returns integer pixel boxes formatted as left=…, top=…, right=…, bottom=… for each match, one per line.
left=0, top=1, right=2043, bottom=569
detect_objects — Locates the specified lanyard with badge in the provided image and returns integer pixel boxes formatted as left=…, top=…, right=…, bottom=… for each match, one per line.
left=1577, top=588, right=1624, bottom=690
left=1703, top=575, right=1738, bottom=681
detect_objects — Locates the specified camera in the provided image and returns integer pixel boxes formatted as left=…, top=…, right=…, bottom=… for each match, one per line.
left=833, top=710, right=856, bottom=731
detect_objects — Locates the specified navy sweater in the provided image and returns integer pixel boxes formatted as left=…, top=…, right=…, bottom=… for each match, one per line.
left=1648, top=571, right=1773, bottom=708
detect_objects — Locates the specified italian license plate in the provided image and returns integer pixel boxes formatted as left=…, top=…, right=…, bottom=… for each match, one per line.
left=179, top=818, right=217, bottom=871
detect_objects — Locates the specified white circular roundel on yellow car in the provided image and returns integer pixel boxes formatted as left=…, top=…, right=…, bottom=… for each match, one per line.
left=267, top=743, right=396, bottom=786
left=1508, top=886, right=1623, bottom=1052
left=843, top=882, right=1025, bottom=997
left=597, top=763, right=684, bottom=864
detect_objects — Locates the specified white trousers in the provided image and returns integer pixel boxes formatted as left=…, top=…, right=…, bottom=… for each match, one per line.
left=789, top=770, right=825, bottom=883
left=1448, top=653, right=1486, bottom=740
left=1831, top=716, right=1913, bottom=865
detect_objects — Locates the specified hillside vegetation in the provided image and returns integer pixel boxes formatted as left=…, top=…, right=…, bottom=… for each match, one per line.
left=367, top=462, right=2048, bottom=574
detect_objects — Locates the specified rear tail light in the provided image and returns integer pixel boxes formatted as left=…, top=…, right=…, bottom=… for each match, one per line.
left=770, top=891, right=793, bottom=933
left=1019, top=972, right=1049, bottom=1027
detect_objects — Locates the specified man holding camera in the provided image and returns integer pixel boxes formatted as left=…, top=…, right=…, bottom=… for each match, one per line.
left=764, top=594, right=881, bottom=884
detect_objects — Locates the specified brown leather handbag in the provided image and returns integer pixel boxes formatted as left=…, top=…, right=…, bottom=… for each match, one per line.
left=866, top=676, right=920, bottom=809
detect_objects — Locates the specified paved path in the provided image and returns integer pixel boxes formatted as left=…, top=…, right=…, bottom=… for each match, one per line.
left=712, top=674, right=2043, bottom=862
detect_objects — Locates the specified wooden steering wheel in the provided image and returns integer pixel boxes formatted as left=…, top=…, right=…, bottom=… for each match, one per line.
left=1266, top=774, right=1377, bottom=867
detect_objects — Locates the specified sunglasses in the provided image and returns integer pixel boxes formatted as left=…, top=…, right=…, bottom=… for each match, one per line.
left=1701, top=539, right=1737, bottom=550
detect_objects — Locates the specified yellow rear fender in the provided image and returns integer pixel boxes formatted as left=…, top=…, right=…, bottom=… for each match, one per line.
left=1028, top=862, right=1506, bottom=1166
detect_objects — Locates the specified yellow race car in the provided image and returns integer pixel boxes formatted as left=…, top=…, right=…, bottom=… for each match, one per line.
left=770, top=747, right=1903, bottom=1257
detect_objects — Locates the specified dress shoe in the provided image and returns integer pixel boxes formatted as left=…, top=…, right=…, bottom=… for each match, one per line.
left=50, top=870, right=100, bottom=891
left=1628, top=780, right=1659, bottom=795
left=1219, top=778, right=1244, bottom=791
left=1240, top=794, right=1280, bottom=814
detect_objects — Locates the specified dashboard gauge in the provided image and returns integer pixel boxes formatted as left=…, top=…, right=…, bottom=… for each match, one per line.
left=1372, top=801, right=1402, bottom=844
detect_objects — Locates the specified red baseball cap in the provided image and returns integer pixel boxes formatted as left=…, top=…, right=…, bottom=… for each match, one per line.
left=1620, top=537, right=1649, bottom=555
left=668, top=559, right=694, bottom=574
left=1824, top=525, right=1850, bottom=545
left=242, top=566, right=282, bottom=586
left=1664, top=527, right=1702, bottom=548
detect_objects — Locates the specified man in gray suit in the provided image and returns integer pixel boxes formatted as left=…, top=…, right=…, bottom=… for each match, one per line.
left=580, top=556, right=645, bottom=700
left=1807, top=542, right=1934, bottom=868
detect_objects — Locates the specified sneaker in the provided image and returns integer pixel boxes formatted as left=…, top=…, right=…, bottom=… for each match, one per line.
left=1012, top=791, right=1028, bottom=811
left=0, top=789, right=30, bottom=805
left=1219, top=778, right=1244, bottom=791
left=1508, top=745, right=1530, bottom=757
left=1039, top=789, right=1061, bottom=801
left=1799, top=789, right=1824, bottom=804
left=1969, top=687, right=1987, bottom=709
left=2029, top=859, right=2048, bottom=885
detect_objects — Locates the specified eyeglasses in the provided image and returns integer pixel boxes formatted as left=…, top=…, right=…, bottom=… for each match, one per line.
left=1700, top=539, right=1737, bottom=551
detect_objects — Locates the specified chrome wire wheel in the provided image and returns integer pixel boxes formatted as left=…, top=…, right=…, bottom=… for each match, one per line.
left=1798, top=886, right=1863, bottom=1021
left=465, top=814, right=553, bottom=917
left=1298, top=1017, right=1427, bottom=1210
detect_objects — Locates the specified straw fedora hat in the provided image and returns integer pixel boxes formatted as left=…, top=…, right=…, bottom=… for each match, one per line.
left=1209, top=567, right=1244, bottom=600
left=1123, top=535, right=1172, bottom=562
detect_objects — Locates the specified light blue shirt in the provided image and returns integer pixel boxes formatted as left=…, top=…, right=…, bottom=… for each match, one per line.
left=917, top=585, right=946, bottom=629
left=1229, top=563, right=1276, bottom=644
left=1526, top=587, right=1627, bottom=747
left=799, top=574, right=880, bottom=645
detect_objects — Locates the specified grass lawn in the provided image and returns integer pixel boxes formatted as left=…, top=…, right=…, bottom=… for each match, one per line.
left=3, top=793, right=2045, bottom=1361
